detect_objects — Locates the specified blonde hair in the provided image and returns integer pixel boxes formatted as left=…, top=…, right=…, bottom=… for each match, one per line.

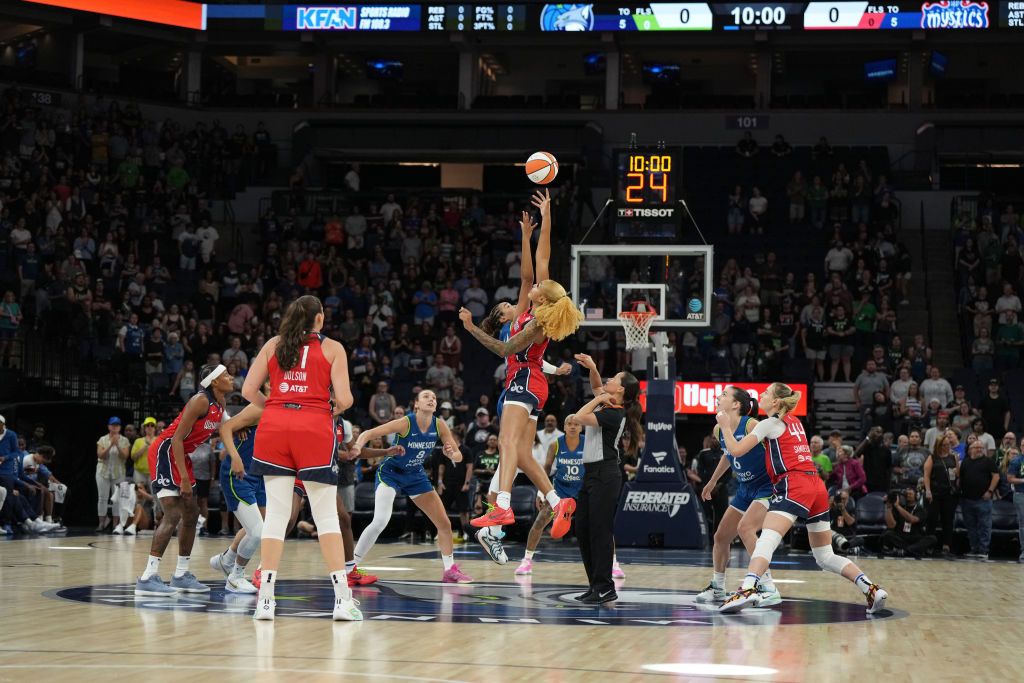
left=768, top=382, right=802, bottom=414
left=533, top=279, right=584, bottom=341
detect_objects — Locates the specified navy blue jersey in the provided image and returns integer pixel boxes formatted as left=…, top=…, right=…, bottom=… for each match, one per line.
left=719, top=415, right=771, bottom=491
left=552, top=435, right=584, bottom=499
left=387, top=415, right=438, bottom=471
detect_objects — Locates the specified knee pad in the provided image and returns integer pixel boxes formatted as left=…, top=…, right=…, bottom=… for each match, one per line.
left=262, top=476, right=293, bottom=541
left=812, top=543, right=853, bottom=575
left=807, top=520, right=831, bottom=533
left=238, top=531, right=260, bottom=560
left=752, top=529, right=783, bottom=562
left=306, top=481, right=341, bottom=536
left=234, top=502, right=264, bottom=538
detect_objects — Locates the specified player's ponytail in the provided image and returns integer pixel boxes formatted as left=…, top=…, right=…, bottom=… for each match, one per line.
left=481, top=304, right=505, bottom=337
left=768, top=381, right=801, bottom=415
left=729, top=386, right=756, bottom=417
left=621, top=371, right=643, bottom=456
left=276, top=294, right=323, bottom=370
left=533, top=279, right=584, bottom=341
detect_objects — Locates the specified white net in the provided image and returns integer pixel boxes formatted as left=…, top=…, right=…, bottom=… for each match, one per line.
left=618, top=311, right=656, bottom=350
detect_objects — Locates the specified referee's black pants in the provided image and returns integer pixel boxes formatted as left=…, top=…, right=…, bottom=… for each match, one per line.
left=576, top=459, right=622, bottom=595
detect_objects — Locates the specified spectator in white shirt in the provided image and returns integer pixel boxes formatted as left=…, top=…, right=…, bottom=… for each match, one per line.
left=889, top=366, right=913, bottom=405
left=970, top=419, right=997, bottom=456
left=344, top=163, right=360, bottom=192
left=919, top=366, right=953, bottom=409
left=195, top=222, right=219, bottom=265
left=463, top=278, right=489, bottom=320
left=494, top=280, right=519, bottom=305
left=536, top=414, right=564, bottom=473
left=923, top=411, right=951, bottom=452
left=222, top=336, right=249, bottom=370
left=995, top=283, right=1022, bottom=325
left=824, top=241, right=854, bottom=275
left=380, top=193, right=402, bottom=224
left=345, top=205, right=368, bottom=252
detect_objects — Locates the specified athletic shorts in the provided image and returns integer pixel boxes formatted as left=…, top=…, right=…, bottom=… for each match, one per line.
left=376, top=462, right=434, bottom=498
left=251, top=406, right=338, bottom=485
left=554, top=481, right=582, bottom=501
left=769, top=471, right=830, bottom=524
left=221, top=471, right=267, bottom=513
left=293, top=479, right=307, bottom=499
left=502, top=367, right=546, bottom=420
left=730, top=482, right=774, bottom=513
left=149, top=438, right=195, bottom=497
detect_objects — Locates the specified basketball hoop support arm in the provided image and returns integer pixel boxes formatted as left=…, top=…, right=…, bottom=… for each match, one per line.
left=678, top=199, right=709, bottom=246
left=578, top=197, right=614, bottom=245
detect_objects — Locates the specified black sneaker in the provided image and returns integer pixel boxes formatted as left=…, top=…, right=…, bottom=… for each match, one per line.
left=573, top=589, right=595, bottom=602
left=579, top=588, right=618, bottom=604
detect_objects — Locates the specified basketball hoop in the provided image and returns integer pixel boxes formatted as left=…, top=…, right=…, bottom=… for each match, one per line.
left=618, top=304, right=658, bottom=350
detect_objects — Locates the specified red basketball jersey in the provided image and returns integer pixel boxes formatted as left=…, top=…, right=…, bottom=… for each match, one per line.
left=156, top=388, right=225, bottom=455
left=265, top=333, right=333, bottom=412
left=763, top=413, right=815, bottom=484
left=505, top=309, right=549, bottom=379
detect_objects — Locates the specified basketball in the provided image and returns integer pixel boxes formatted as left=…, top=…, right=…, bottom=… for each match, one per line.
left=525, top=151, right=558, bottom=185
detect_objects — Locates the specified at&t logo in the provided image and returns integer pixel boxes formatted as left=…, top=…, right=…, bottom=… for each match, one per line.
left=279, top=382, right=290, bottom=393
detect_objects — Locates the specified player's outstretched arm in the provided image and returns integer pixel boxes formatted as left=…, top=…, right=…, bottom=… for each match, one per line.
left=460, top=308, right=543, bottom=357
left=533, top=189, right=552, bottom=282
left=515, top=210, right=537, bottom=319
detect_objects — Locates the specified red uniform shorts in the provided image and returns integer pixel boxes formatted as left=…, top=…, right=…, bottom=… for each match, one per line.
left=768, top=471, right=830, bottom=524
left=251, top=406, right=338, bottom=485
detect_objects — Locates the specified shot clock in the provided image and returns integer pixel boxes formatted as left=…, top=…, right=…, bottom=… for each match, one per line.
left=614, top=146, right=681, bottom=239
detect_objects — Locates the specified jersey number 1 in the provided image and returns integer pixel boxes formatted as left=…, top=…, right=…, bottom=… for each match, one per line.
left=300, top=345, right=309, bottom=369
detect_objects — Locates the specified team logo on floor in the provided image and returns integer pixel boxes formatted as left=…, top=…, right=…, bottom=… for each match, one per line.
left=48, top=580, right=903, bottom=627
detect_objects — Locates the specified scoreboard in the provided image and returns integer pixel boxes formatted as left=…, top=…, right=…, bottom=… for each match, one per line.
left=33, top=0, right=1024, bottom=31
left=263, top=2, right=1001, bottom=31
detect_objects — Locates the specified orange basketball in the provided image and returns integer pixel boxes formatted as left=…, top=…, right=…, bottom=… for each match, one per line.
left=525, top=151, right=558, bottom=185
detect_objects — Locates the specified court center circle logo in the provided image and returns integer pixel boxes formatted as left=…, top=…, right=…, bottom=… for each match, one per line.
left=48, top=579, right=905, bottom=627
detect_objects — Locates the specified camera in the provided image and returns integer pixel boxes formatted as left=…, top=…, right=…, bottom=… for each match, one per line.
left=886, top=490, right=902, bottom=505
left=832, top=493, right=844, bottom=506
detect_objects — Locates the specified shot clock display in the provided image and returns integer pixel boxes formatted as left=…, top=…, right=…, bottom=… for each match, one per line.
left=614, top=147, right=681, bottom=240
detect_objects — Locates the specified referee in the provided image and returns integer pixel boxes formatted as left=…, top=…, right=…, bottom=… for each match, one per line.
left=570, top=354, right=643, bottom=604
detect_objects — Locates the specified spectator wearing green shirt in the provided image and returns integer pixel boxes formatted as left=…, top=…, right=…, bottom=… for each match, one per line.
left=807, top=175, right=829, bottom=229
left=116, top=153, right=142, bottom=190
left=810, top=435, right=832, bottom=482
left=166, top=162, right=190, bottom=192
left=852, top=290, right=878, bottom=351
left=995, top=309, right=1024, bottom=368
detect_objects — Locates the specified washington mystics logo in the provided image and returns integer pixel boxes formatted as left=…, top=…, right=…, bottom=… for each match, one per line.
left=540, top=4, right=595, bottom=31
left=920, top=1, right=990, bottom=29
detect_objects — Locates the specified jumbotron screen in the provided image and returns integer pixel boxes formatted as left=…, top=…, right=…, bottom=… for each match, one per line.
left=29, top=0, right=1019, bottom=32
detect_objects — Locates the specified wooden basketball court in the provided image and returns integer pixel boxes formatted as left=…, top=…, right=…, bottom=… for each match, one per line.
left=3, top=533, right=1019, bottom=682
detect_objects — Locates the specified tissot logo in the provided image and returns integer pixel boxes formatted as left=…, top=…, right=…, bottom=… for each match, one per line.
left=617, top=208, right=675, bottom=218
left=646, top=422, right=673, bottom=433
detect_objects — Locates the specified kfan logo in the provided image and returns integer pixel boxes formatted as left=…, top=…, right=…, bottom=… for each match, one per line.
left=623, top=490, right=690, bottom=517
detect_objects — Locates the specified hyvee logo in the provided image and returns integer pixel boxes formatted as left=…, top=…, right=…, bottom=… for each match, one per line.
left=646, top=422, right=673, bottom=433
left=623, top=490, right=691, bottom=518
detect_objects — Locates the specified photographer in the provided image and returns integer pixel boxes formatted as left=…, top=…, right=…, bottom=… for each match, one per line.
left=829, top=489, right=862, bottom=554
left=882, top=487, right=935, bottom=558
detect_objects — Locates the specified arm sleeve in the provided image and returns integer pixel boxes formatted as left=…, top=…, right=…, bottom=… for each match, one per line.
left=541, top=360, right=558, bottom=375
left=751, top=417, right=786, bottom=441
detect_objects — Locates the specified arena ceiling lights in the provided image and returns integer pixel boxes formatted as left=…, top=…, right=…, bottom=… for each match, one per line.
left=23, top=0, right=207, bottom=30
